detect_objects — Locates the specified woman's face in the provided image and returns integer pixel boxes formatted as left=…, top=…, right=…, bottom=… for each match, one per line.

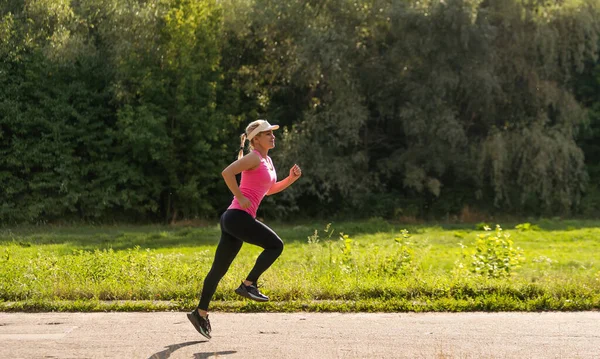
left=253, top=130, right=275, bottom=149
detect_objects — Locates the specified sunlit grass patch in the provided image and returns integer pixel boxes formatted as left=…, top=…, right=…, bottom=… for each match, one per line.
left=1, top=219, right=599, bottom=312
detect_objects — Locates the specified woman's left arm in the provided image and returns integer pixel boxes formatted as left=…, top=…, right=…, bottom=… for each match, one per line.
left=266, top=164, right=302, bottom=195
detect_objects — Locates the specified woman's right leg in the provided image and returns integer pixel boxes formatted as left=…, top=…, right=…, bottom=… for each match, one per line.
left=189, top=211, right=244, bottom=339
left=197, top=228, right=243, bottom=312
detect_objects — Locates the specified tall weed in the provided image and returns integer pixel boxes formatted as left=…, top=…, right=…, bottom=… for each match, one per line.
left=458, top=225, right=525, bottom=278
left=380, top=230, right=413, bottom=275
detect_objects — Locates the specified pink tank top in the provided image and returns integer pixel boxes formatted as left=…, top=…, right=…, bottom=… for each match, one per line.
left=228, top=149, right=277, bottom=218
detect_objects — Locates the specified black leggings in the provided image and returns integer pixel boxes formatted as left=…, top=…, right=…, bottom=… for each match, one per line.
left=197, top=209, right=284, bottom=311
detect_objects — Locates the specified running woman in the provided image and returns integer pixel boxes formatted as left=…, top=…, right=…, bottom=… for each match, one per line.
left=187, top=119, right=302, bottom=339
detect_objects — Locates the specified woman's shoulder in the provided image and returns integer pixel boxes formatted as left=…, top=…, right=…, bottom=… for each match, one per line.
left=246, top=150, right=261, bottom=159
left=236, top=151, right=261, bottom=171
left=249, top=149, right=271, bottom=162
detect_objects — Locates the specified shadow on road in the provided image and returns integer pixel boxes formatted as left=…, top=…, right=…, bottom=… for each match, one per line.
left=194, top=351, right=237, bottom=359
left=148, top=341, right=205, bottom=359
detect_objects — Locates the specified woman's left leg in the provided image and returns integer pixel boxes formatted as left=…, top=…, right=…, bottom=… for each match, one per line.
left=220, top=210, right=284, bottom=284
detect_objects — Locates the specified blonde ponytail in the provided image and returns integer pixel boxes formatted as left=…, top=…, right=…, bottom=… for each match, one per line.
left=238, top=133, right=247, bottom=160
left=237, top=120, right=264, bottom=159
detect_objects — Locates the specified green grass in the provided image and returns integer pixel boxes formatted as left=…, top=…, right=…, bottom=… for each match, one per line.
left=1, top=218, right=599, bottom=312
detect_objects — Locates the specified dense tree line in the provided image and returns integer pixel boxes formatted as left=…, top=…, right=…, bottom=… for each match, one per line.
left=1, top=0, right=599, bottom=224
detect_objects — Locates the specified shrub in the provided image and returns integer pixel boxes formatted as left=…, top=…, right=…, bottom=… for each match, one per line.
left=459, top=225, right=525, bottom=278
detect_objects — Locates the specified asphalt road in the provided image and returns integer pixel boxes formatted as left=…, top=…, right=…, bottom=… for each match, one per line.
left=1, top=311, right=599, bottom=358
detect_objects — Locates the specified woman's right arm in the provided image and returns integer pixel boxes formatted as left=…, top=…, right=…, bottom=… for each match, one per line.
left=221, top=152, right=261, bottom=208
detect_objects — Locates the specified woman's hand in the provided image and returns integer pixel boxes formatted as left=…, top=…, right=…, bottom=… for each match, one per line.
left=289, top=164, right=302, bottom=180
left=222, top=152, right=261, bottom=205
left=237, top=195, right=252, bottom=209
left=266, top=164, right=302, bottom=196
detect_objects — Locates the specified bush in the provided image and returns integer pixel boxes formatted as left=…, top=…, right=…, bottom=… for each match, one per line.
left=459, top=225, right=525, bottom=278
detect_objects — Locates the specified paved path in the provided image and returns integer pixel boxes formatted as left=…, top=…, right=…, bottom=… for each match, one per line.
left=1, top=312, right=599, bottom=358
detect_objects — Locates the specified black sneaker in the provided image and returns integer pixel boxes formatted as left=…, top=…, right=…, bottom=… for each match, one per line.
left=187, top=310, right=211, bottom=339
left=234, top=282, right=269, bottom=302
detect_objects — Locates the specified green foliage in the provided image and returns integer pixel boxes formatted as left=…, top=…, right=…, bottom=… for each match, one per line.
left=307, top=223, right=334, bottom=245
left=249, top=0, right=600, bottom=218
left=574, top=35, right=600, bottom=217
left=475, top=222, right=491, bottom=231
left=515, top=223, right=541, bottom=232
left=0, top=0, right=232, bottom=224
left=1, top=221, right=599, bottom=312
left=2, top=0, right=600, bottom=223
left=380, top=230, right=413, bottom=276
left=106, top=0, right=229, bottom=221
left=460, top=225, right=525, bottom=278
left=336, top=233, right=358, bottom=273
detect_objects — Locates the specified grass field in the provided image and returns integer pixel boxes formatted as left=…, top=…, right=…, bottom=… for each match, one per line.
left=1, top=218, right=599, bottom=312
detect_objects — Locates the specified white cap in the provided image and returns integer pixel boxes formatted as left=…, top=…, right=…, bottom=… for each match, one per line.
left=247, top=120, right=280, bottom=140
